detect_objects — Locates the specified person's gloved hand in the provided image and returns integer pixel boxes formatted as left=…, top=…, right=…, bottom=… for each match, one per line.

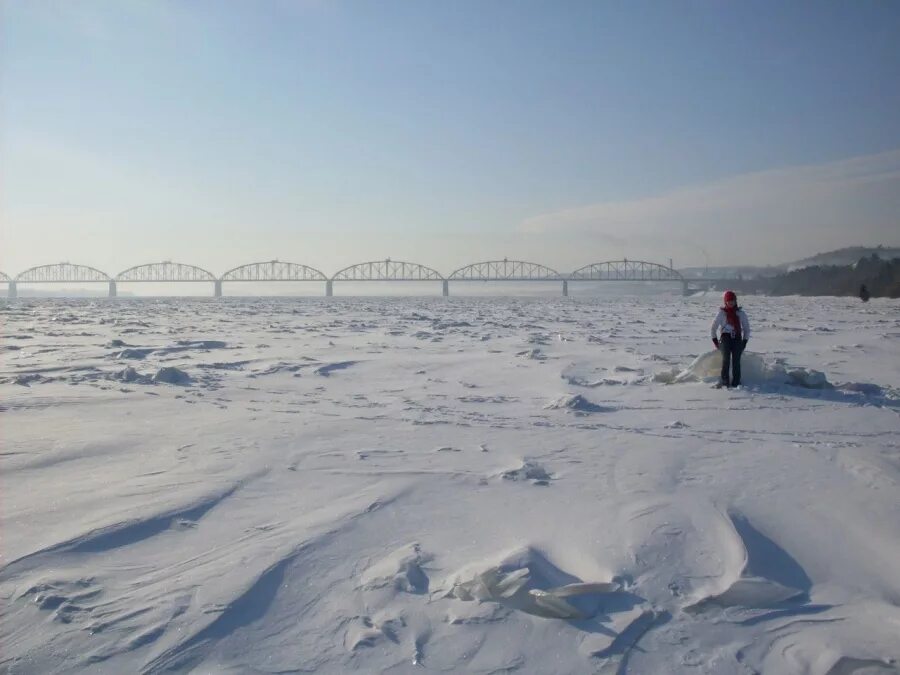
left=712, top=338, right=720, bottom=349
left=741, top=339, right=748, bottom=350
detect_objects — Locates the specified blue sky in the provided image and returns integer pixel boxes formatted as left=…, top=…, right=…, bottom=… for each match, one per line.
left=2, top=0, right=899, bottom=276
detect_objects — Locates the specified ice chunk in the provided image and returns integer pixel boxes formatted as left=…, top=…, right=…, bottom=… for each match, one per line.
left=544, top=394, right=609, bottom=413
left=153, top=367, right=192, bottom=385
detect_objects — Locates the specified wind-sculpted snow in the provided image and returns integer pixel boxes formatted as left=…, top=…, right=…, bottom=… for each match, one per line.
left=1, top=295, right=899, bottom=673
left=0, top=476, right=261, bottom=575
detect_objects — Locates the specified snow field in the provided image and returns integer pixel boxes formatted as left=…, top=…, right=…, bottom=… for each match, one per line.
left=1, top=295, right=899, bottom=674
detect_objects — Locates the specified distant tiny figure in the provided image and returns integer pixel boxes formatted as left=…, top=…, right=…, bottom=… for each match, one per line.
left=711, top=290, right=751, bottom=388
left=859, top=284, right=870, bottom=303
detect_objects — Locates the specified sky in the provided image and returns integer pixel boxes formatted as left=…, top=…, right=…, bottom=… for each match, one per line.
left=1, top=0, right=899, bottom=279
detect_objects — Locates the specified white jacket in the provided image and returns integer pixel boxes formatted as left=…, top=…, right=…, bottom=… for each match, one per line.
left=711, top=308, right=751, bottom=341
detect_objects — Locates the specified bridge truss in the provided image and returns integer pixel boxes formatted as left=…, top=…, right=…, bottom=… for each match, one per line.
left=570, top=260, right=683, bottom=282
left=15, top=263, right=111, bottom=283
left=331, top=260, right=444, bottom=282
left=0, top=271, right=10, bottom=283
left=221, top=261, right=327, bottom=282
left=449, top=259, right=562, bottom=281
left=116, top=262, right=216, bottom=282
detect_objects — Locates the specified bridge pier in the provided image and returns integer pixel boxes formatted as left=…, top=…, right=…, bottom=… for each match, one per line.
left=442, top=280, right=449, bottom=297
left=108, top=281, right=117, bottom=297
left=562, top=280, right=568, bottom=297
left=682, top=280, right=690, bottom=296
left=214, top=280, right=223, bottom=297
left=8, top=281, right=16, bottom=299
left=325, top=280, right=333, bottom=297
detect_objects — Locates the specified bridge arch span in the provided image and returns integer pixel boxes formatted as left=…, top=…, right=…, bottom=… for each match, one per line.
left=116, top=262, right=216, bottom=282
left=221, top=261, right=327, bottom=282
left=331, top=259, right=444, bottom=282
left=16, top=263, right=111, bottom=283
left=570, top=260, right=683, bottom=282
left=0, top=271, right=10, bottom=282
left=449, top=259, right=562, bottom=281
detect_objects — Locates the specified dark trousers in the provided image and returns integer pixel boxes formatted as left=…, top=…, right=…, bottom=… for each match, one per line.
left=720, top=334, right=744, bottom=386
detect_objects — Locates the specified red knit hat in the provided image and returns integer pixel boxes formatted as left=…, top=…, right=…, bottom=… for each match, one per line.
left=723, top=290, right=737, bottom=304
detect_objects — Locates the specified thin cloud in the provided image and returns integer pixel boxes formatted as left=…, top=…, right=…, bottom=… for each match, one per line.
left=520, top=149, right=900, bottom=263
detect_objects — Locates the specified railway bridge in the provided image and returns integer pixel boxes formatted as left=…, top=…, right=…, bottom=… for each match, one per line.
left=1, top=259, right=695, bottom=298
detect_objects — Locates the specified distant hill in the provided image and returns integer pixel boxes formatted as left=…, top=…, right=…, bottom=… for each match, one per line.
left=785, top=246, right=900, bottom=270
left=769, top=254, right=900, bottom=298
left=678, top=246, right=900, bottom=280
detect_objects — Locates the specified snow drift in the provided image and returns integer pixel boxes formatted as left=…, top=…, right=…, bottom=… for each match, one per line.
left=654, top=349, right=832, bottom=388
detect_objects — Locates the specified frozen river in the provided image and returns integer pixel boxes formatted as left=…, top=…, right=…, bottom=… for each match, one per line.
left=2, top=295, right=899, bottom=674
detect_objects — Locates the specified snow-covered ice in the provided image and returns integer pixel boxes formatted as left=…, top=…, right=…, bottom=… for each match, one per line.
left=1, top=294, right=899, bottom=674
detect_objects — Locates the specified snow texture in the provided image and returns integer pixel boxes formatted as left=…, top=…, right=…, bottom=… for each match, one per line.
left=1, top=294, right=899, bottom=674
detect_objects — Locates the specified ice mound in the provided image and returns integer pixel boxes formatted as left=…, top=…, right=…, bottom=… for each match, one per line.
left=500, top=460, right=552, bottom=485
left=561, top=374, right=604, bottom=387
left=839, top=381, right=885, bottom=395
left=313, top=360, right=359, bottom=376
left=153, top=366, right=192, bottom=385
left=561, top=361, right=643, bottom=387
left=653, top=350, right=769, bottom=384
left=115, top=347, right=155, bottom=360
left=12, top=374, right=44, bottom=386
left=174, top=340, right=227, bottom=350
left=112, top=341, right=229, bottom=360
left=249, top=361, right=313, bottom=377
left=653, top=350, right=832, bottom=388
left=544, top=394, right=609, bottom=413
left=835, top=381, right=900, bottom=402
left=441, top=547, right=620, bottom=621
left=786, top=367, right=830, bottom=389
left=116, top=366, right=145, bottom=383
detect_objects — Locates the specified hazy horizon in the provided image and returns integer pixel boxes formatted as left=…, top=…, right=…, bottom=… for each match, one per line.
left=2, top=1, right=899, bottom=274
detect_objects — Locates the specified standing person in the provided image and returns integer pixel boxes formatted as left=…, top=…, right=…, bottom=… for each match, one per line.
left=859, top=284, right=870, bottom=302
left=710, top=290, right=751, bottom=388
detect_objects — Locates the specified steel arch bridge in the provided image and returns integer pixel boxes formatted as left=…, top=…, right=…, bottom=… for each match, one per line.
left=112, top=262, right=218, bottom=297
left=570, top=260, right=684, bottom=282
left=2, top=257, right=696, bottom=298
left=569, top=260, right=688, bottom=295
left=331, top=259, right=444, bottom=282
left=221, top=260, right=328, bottom=283
left=15, top=262, right=111, bottom=283
left=116, top=261, right=217, bottom=282
left=326, top=259, right=445, bottom=297
left=449, top=259, right=562, bottom=281
left=5, top=263, right=113, bottom=299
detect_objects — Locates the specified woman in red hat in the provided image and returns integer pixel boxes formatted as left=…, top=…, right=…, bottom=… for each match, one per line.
left=710, top=290, right=751, bottom=387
